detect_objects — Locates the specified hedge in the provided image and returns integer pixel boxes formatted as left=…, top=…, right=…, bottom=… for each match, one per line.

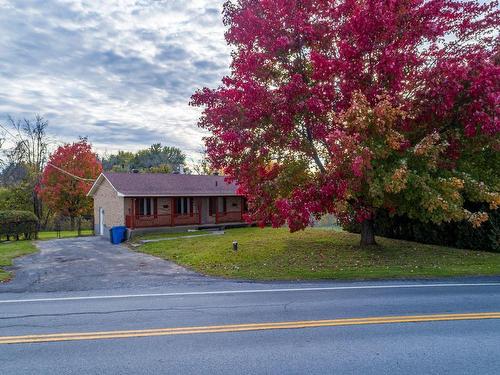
left=0, top=210, right=39, bottom=240
left=343, top=204, right=499, bottom=252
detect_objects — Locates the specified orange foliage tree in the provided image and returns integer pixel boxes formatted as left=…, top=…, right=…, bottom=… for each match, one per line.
left=38, top=139, right=102, bottom=228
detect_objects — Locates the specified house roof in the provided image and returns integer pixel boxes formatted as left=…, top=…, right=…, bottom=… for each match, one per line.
left=87, top=172, right=240, bottom=197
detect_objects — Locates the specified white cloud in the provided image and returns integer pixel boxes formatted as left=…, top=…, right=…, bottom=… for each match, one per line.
left=0, top=0, right=230, bottom=158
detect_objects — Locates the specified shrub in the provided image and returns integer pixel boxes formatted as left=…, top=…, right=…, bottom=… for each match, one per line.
left=0, top=210, right=39, bottom=241
left=342, top=205, right=499, bottom=252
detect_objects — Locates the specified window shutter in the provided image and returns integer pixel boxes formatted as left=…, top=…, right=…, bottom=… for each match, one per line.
left=153, top=198, right=158, bottom=218
left=190, top=198, right=194, bottom=216
left=223, top=197, right=227, bottom=213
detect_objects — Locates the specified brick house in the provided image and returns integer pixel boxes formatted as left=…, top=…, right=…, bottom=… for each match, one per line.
left=87, top=172, right=248, bottom=237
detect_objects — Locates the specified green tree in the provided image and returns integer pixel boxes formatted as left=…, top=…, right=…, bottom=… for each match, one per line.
left=102, top=144, right=187, bottom=173
left=102, top=151, right=135, bottom=172
left=0, top=115, right=50, bottom=223
left=0, top=186, right=32, bottom=211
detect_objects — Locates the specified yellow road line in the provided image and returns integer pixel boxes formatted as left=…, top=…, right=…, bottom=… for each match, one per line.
left=1, top=312, right=499, bottom=345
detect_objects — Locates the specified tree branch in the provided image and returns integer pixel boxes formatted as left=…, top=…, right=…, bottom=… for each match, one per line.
left=305, top=126, right=326, bottom=174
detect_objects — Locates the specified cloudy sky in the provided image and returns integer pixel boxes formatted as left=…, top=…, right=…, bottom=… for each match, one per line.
left=0, top=0, right=230, bottom=160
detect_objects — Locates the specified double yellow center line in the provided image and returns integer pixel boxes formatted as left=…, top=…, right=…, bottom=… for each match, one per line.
left=1, top=312, right=499, bottom=344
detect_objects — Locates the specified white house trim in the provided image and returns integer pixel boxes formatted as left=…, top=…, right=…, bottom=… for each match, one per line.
left=87, top=173, right=123, bottom=197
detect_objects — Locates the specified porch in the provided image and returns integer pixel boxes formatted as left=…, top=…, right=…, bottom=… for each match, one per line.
left=125, top=196, right=246, bottom=229
left=127, top=221, right=251, bottom=239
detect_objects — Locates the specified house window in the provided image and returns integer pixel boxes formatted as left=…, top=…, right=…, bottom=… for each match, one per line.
left=175, top=197, right=190, bottom=215
left=139, top=198, right=153, bottom=216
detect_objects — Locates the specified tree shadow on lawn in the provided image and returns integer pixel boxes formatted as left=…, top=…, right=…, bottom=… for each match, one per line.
left=280, top=230, right=499, bottom=278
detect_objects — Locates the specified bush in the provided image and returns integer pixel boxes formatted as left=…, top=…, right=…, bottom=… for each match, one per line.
left=0, top=210, right=39, bottom=240
left=342, top=205, right=499, bottom=252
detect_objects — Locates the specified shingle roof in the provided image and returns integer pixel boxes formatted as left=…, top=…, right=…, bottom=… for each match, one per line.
left=91, top=172, right=239, bottom=197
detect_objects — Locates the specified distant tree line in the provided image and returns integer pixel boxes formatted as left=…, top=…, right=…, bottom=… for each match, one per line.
left=101, top=143, right=188, bottom=174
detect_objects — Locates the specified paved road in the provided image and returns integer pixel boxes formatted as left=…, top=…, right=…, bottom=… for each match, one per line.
left=1, top=238, right=500, bottom=374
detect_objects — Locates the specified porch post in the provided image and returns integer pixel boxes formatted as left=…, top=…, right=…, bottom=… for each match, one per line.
left=131, top=198, right=136, bottom=229
left=171, top=197, right=175, bottom=226
left=198, top=198, right=202, bottom=225
left=215, top=197, right=219, bottom=224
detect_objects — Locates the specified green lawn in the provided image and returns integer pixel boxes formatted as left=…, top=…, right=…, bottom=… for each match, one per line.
left=131, top=230, right=212, bottom=242
left=0, top=241, right=38, bottom=282
left=38, top=229, right=93, bottom=240
left=137, top=227, right=500, bottom=280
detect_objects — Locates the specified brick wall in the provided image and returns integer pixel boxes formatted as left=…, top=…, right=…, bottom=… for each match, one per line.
left=93, top=179, right=125, bottom=233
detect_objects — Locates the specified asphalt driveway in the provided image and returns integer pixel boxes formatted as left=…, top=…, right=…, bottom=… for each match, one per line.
left=0, top=237, right=209, bottom=293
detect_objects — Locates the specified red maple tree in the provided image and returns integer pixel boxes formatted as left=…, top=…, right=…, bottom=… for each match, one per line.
left=38, top=139, right=102, bottom=225
left=192, top=0, right=499, bottom=245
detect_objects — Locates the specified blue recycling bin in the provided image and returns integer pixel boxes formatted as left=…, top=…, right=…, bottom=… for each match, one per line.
left=110, top=226, right=127, bottom=244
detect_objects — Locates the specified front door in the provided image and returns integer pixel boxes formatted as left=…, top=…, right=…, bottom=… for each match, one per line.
left=200, top=198, right=210, bottom=224
left=99, top=208, right=105, bottom=235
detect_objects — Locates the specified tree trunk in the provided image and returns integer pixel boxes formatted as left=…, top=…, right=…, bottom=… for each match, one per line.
left=70, top=216, right=75, bottom=231
left=32, top=190, right=43, bottom=220
left=360, top=218, right=377, bottom=246
left=41, top=209, right=52, bottom=230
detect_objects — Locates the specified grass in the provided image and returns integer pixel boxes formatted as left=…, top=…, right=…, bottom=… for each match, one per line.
left=137, top=227, right=500, bottom=280
left=0, top=240, right=38, bottom=282
left=37, top=229, right=93, bottom=240
left=131, top=230, right=212, bottom=243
